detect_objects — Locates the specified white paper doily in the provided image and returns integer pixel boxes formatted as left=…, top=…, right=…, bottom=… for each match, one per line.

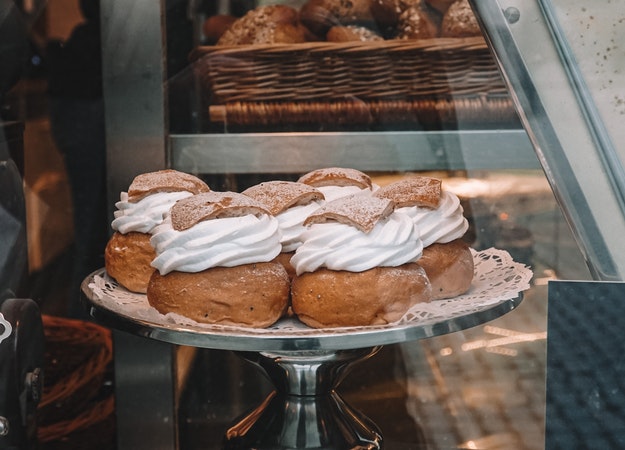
left=85, top=247, right=532, bottom=341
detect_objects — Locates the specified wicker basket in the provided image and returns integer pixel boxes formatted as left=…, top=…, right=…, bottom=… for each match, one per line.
left=38, top=315, right=114, bottom=449
left=192, top=37, right=506, bottom=102
left=191, top=37, right=513, bottom=127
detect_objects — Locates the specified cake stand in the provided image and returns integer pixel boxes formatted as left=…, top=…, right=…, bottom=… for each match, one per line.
left=81, top=248, right=531, bottom=449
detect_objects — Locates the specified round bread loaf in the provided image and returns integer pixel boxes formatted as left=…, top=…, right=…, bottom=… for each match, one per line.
left=105, top=231, right=156, bottom=293
left=326, top=25, right=384, bottom=42
left=291, top=264, right=431, bottom=328
left=440, top=0, right=480, bottom=37
left=300, top=0, right=377, bottom=37
left=396, top=3, right=440, bottom=39
left=417, top=239, right=474, bottom=299
left=424, top=0, right=455, bottom=14
left=147, top=262, right=290, bottom=328
left=217, top=5, right=308, bottom=45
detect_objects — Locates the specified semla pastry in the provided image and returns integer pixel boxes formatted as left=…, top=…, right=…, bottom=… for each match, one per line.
left=374, top=176, right=473, bottom=299
left=147, top=191, right=289, bottom=328
left=290, top=194, right=431, bottom=328
left=242, top=180, right=325, bottom=280
left=104, top=169, right=210, bottom=293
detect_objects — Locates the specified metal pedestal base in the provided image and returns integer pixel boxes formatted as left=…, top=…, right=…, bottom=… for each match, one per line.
left=224, top=347, right=383, bottom=450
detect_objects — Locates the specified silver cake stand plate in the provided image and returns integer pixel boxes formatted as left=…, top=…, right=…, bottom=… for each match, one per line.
left=81, top=248, right=531, bottom=449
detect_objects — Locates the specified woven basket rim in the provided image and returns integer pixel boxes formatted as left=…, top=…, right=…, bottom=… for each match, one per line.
left=190, top=36, right=488, bottom=61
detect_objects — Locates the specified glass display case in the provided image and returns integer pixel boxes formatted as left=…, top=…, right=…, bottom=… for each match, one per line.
left=6, top=0, right=623, bottom=448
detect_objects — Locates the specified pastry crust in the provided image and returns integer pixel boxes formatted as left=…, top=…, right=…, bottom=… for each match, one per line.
left=291, top=263, right=431, bottom=328
left=127, top=169, right=210, bottom=202
left=304, top=194, right=394, bottom=233
left=242, top=181, right=324, bottom=215
left=298, top=167, right=373, bottom=189
left=104, top=231, right=156, bottom=293
left=147, top=262, right=290, bottom=328
left=374, top=176, right=442, bottom=208
left=417, top=239, right=474, bottom=299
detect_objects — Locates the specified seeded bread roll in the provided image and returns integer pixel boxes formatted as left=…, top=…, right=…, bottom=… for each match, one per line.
left=440, top=0, right=480, bottom=37
left=396, top=3, right=440, bottom=39
left=217, top=5, right=309, bottom=45
left=300, top=0, right=377, bottom=37
left=326, top=25, right=384, bottom=42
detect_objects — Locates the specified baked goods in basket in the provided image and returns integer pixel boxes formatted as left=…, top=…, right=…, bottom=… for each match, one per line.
left=440, top=0, right=481, bottom=37
left=290, top=194, right=431, bottom=328
left=104, top=170, right=210, bottom=293
left=147, top=191, right=289, bottom=328
left=242, top=181, right=325, bottom=280
left=374, top=176, right=473, bottom=299
left=217, top=5, right=309, bottom=45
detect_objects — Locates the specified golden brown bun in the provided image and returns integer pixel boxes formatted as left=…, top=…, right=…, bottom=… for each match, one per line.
left=147, top=262, right=290, bottom=328
left=418, top=239, right=474, bottom=299
left=273, top=251, right=296, bottom=281
left=371, top=0, right=427, bottom=29
left=104, top=231, right=156, bottom=294
left=300, top=0, right=376, bottom=37
left=291, top=264, right=431, bottom=328
left=217, top=5, right=308, bottom=45
left=203, top=14, right=237, bottom=44
left=396, top=3, right=440, bottom=39
left=424, top=0, right=455, bottom=14
left=326, top=25, right=384, bottom=42
left=440, top=0, right=480, bottom=37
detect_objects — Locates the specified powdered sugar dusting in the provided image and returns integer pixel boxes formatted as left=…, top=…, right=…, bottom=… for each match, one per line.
left=128, top=170, right=210, bottom=202
left=304, top=195, right=394, bottom=233
left=374, top=176, right=442, bottom=208
left=298, top=167, right=373, bottom=189
left=170, top=191, right=270, bottom=231
left=242, top=181, right=325, bottom=215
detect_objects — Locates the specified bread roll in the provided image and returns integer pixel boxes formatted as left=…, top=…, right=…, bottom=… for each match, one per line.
left=300, top=0, right=377, bottom=37
left=417, top=239, right=474, bottom=299
left=441, top=0, right=481, bottom=37
left=105, top=231, right=156, bottom=294
left=217, top=5, right=309, bottom=45
left=326, top=25, right=384, bottom=42
left=396, top=3, right=440, bottom=39
left=147, top=262, right=290, bottom=328
left=291, top=264, right=431, bottom=328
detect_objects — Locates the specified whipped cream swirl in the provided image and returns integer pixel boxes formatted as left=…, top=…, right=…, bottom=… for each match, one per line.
left=397, top=190, right=468, bottom=247
left=111, top=191, right=194, bottom=234
left=276, top=201, right=324, bottom=253
left=150, top=214, right=282, bottom=275
left=291, top=211, right=423, bottom=275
